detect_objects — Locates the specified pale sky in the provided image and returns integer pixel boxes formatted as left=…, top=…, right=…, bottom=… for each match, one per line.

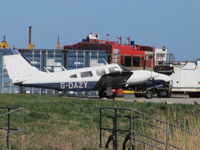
left=0, top=0, right=200, bottom=60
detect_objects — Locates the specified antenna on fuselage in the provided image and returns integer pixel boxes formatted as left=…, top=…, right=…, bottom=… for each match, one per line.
left=102, top=59, right=108, bottom=65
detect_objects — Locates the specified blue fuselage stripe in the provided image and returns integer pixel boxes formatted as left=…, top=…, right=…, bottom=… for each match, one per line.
left=22, top=81, right=98, bottom=91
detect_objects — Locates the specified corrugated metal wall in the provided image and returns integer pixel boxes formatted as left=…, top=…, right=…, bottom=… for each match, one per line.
left=67, top=50, right=107, bottom=69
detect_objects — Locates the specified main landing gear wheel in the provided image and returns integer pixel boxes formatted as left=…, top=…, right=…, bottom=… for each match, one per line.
left=166, top=91, right=172, bottom=97
left=99, top=89, right=114, bottom=99
left=157, top=91, right=172, bottom=98
left=99, top=89, right=106, bottom=98
left=144, top=90, right=153, bottom=99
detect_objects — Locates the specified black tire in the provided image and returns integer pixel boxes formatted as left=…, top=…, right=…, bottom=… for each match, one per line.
left=166, top=91, right=172, bottom=97
left=145, top=90, right=153, bottom=99
left=99, top=89, right=114, bottom=99
left=106, top=95, right=114, bottom=99
left=99, top=89, right=106, bottom=98
left=157, top=90, right=171, bottom=98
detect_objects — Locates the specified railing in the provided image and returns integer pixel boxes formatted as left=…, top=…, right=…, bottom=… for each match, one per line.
left=99, top=107, right=199, bottom=150
left=0, top=106, right=24, bottom=150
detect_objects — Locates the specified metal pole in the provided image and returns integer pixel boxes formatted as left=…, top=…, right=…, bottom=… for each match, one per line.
left=7, top=107, right=10, bottom=150
left=153, top=53, right=155, bottom=70
left=75, top=50, right=78, bottom=69
left=40, top=50, right=42, bottom=95
left=21, top=109, right=24, bottom=150
left=130, top=110, right=133, bottom=150
left=99, top=108, right=102, bottom=148
left=0, top=53, right=3, bottom=93
left=133, top=116, right=137, bottom=150
left=32, top=50, right=34, bottom=94
left=45, top=51, right=48, bottom=95
left=63, top=51, right=67, bottom=69
left=165, top=123, right=169, bottom=150
left=114, top=108, right=118, bottom=150
left=53, top=50, right=56, bottom=95
left=29, top=26, right=32, bottom=45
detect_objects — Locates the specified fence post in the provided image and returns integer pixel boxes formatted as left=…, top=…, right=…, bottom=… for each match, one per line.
left=21, top=108, right=24, bottom=150
left=130, top=109, right=133, bottom=150
left=165, top=123, right=169, bottom=150
left=99, top=108, right=102, bottom=148
left=113, top=108, right=118, bottom=150
left=7, top=107, right=11, bottom=150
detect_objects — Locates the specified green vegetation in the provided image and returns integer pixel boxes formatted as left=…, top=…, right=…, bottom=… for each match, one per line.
left=0, top=94, right=200, bottom=150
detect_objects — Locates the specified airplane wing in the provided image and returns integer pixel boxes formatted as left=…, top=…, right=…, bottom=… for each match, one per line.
left=93, top=71, right=133, bottom=90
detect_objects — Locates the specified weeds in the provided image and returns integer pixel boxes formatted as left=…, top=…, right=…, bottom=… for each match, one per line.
left=0, top=94, right=199, bottom=150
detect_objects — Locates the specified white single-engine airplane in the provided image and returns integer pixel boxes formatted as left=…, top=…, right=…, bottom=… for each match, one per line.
left=2, top=48, right=171, bottom=98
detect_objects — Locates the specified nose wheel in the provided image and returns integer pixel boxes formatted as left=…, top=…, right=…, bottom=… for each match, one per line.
left=99, top=88, right=124, bottom=99
left=99, top=89, right=107, bottom=98
left=98, top=89, right=113, bottom=99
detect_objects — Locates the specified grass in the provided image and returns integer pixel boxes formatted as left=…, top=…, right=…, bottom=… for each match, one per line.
left=0, top=94, right=199, bottom=150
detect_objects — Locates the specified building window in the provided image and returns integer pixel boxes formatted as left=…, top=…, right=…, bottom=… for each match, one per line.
left=121, top=56, right=141, bottom=67
left=123, top=56, right=132, bottom=67
left=133, top=57, right=141, bottom=67
left=81, top=71, right=93, bottom=78
left=96, top=69, right=106, bottom=76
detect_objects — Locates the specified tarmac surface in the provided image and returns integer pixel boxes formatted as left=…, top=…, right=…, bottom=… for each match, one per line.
left=78, top=94, right=200, bottom=105
left=127, top=94, right=200, bottom=105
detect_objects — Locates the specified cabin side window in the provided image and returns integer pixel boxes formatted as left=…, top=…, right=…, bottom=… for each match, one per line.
left=80, top=71, right=93, bottom=78
left=70, top=74, right=77, bottom=78
left=96, top=69, right=106, bottom=76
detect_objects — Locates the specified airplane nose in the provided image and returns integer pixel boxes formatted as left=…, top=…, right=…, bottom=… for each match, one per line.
left=151, top=71, right=159, bottom=78
left=126, top=70, right=153, bottom=85
left=154, top=73, right=172, bottom=82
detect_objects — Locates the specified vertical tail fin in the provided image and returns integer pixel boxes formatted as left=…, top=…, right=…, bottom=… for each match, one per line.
left=2, top=49, right=41, bottom=83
